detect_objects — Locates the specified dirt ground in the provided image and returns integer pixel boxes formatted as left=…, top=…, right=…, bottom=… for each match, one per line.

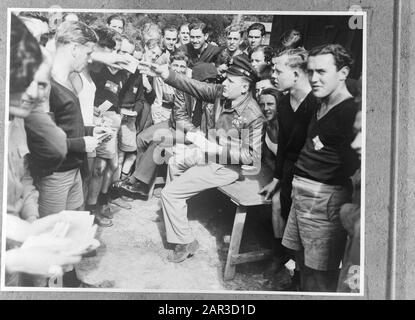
left=76, top=189, right=293, bottom=292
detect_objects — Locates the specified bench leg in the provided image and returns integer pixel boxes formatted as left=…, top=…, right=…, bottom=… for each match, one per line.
left=224, top=205, right=247, bottom=281
left=48, top=275, right=63, bottom=287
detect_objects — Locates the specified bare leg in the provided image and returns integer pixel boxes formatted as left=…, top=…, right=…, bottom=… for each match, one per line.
left=102, top=155, right=118, bottom=193
left=86, top=157, right=107, bottom=206
left=122, top=152, right=137, bottom=178
left=116, top=150, right=125, bottom=181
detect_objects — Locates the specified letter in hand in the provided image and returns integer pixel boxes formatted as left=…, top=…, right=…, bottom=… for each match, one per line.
left=93, top=126, right=113, bottom=136
left=84, top=136, right=99, bottom=152
left=93, top=126, right=113, bottom=143
left=258, top=178, right=280, bottom=200
left=142, top=74, right=152, bottom=92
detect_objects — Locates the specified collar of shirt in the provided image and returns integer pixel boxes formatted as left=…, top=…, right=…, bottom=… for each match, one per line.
left=190, top=42, right=208, bottom=56
left=221, top=93, right=250, bottom=116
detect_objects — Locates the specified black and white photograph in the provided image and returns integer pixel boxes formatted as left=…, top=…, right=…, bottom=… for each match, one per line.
left=0, top=7, right=365, bottom=295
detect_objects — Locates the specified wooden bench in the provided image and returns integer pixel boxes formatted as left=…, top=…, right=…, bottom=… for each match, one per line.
left=218, top=164, right=274, bottom=280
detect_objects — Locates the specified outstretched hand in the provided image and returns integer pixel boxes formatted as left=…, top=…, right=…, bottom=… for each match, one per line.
left=137, top=61, right=170, bottom=80
left=91, top=51, right=130, bottom=70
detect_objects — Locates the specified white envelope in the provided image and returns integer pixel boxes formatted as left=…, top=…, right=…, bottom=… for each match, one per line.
left=122, top=54, right=139, bottom=74
left=98, top=100, right=113, bottom=113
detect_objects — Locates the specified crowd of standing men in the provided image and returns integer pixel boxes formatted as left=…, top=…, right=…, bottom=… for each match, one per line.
left=5, top=12, right=361, bottom=293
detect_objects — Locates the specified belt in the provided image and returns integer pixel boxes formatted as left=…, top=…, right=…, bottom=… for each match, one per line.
left=121, top=103, right=135, bottom=108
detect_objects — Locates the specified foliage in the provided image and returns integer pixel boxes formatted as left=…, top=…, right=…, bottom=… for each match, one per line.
left=19, top=11, right=271, bottom=46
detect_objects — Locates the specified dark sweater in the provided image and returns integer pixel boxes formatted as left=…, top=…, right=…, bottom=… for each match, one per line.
left=118, top=70, right=156, bottom=108
left=294, top=97, right=360, bottom=185
left=90, top=66, right=128, bottom=113
left=49, top=78, right=93, bottom=172
left=24, top=109, right=67, bottom=178
left=274, top=92, right=318, bottom=179
left=178, top=43, right=222, bottom=68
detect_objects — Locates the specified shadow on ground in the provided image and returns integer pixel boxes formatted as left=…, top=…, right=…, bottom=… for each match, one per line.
left=77, top=188, right=293, bottom=292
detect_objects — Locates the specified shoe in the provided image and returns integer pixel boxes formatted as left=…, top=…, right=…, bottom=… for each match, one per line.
left=112, top=180, right=125, bottom=189
left=98, top=204, right=114, bottom=219
left=94, top=214, right=113, bottom=227
left=110, top=197, right=132, bottom=210
left=82, top=249, right=97, bottom=258
left=119, top=180, right=149, bottom=197
left=167, top=240, right=199, bottom=263
left=288, top=270, right=301, bottom=291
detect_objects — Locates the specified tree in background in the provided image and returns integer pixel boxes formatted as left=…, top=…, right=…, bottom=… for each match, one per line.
left=16, top=11, right=268, bottom=48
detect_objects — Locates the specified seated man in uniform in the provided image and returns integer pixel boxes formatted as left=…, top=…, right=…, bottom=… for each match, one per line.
left=138, top=55, right=264, bottom=263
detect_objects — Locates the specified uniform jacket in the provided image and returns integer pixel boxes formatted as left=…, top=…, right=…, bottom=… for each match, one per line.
left=165, top=70, right=264, bottom=166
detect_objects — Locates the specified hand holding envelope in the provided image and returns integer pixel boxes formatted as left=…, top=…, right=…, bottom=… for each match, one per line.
left=136, top=61, right=170, bottom=80
left=120, top=53, right=140, bottom=74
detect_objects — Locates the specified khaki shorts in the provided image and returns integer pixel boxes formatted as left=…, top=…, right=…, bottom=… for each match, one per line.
left=282, top=175, right=350, bottom=271
left=36, top=168, right=84, bottom=217
left=96, top=112, right=121, bottom=159
left=119, top=118, right=137, bottom=152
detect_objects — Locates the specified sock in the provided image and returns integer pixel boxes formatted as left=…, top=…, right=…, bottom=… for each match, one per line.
left=98, top=192, right=109, bottom=205
left=62, top=269, right=81, bottom=288
left=85, top=203, right=97, bottom=212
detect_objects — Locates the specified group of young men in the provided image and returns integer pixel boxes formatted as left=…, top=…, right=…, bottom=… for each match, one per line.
left=6, top=12, right=361, bottom=293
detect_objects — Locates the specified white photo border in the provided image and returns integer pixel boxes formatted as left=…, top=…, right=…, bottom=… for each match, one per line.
left=1, top=7, right=367, bottom=297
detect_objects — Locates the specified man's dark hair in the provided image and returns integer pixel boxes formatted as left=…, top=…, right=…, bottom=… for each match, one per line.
left=18, top=11, right=49, bottom=24
left=257, top=64, right=273, bottom=80
left=279, top=29, right=303, bottom=50
left=215, top=49, right=232, bottom=67
left=189, top=21, right=208, bottom=35
left=163, top=25, right=178, bottom=36
left=247, top=22, right=266, bottom=37
left=93, top=25, right=116, bottom=50
left=106, top=14, right=125, bottom=28
left=251, top=45, right=273, bottom=64
left=170, top=50, right=188, bottom=64
left=39, top=32, right=52, bottom=47
left=134, top=37, right=144, bottom=52
left=260, top=87, right=283, bottom=105
left=308, top=44, right=354, bottom=71
left=10, top=14, right=43, bottom=94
